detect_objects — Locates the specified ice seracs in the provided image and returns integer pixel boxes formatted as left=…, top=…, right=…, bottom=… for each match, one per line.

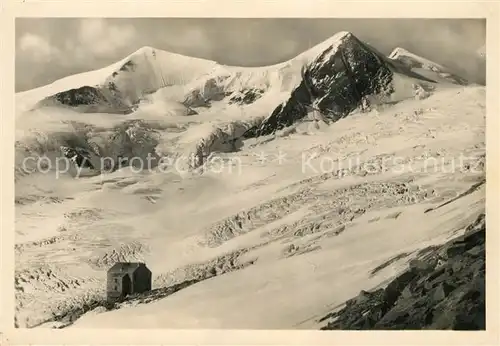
left=388, top=46, right=469, bottom=86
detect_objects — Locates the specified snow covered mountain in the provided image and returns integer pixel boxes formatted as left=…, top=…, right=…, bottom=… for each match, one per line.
left=14, top=31, right=485, bottom=330
left=243, top=32, right=446, bottom=138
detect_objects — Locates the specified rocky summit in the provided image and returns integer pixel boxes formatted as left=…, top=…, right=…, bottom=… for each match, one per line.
left=244, top=32, right=436, bottom=138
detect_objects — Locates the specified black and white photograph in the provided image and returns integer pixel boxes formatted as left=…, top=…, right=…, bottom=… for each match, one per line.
left=11, top=15, right=489, bottom=332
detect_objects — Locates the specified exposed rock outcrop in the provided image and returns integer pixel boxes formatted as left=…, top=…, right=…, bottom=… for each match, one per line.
left=38, top=85, right=133, bottom=114
left=243, top=33, right=421, bottom=138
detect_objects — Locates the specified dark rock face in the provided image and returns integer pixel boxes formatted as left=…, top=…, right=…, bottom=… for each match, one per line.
left=53, top=86, right=108, bottom=107
left=243, top=82, right=312, bottom=138
left=39, top=85, right=132, bottom=114
left=244, top=33, right=398, bottom=138
left=320, top=213, right=485, bottom=330
left=229, top=88, right=265, bottom=105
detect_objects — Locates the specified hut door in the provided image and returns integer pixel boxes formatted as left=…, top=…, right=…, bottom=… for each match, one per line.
left=122, top=274, right=132, bottom=297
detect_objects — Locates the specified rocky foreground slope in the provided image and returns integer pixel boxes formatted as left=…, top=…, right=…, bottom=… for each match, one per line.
left=320, top=212, right=485, bottom=330
left=243, top=32, right=439, bottom=138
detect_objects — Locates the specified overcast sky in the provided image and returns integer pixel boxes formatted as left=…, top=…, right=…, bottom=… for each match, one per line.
left=15, top=18, right=486, bottom=92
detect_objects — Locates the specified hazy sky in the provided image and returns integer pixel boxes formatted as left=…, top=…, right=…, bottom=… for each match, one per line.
left=15, top=18, right=486, bottom=92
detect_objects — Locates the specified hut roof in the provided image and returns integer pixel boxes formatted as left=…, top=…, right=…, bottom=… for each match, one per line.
left=108, top=262, right=147, bottom=273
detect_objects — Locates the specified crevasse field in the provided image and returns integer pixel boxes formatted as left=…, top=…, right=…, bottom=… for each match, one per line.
left=14, top=32, right=485, bottom=329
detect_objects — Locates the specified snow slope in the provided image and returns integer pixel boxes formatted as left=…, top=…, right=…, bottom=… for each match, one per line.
left=17, top=32, right=460, bottom=117
left=388, top=47, right=469, bottom=85
left=14, top=32, right=484, bottom=329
